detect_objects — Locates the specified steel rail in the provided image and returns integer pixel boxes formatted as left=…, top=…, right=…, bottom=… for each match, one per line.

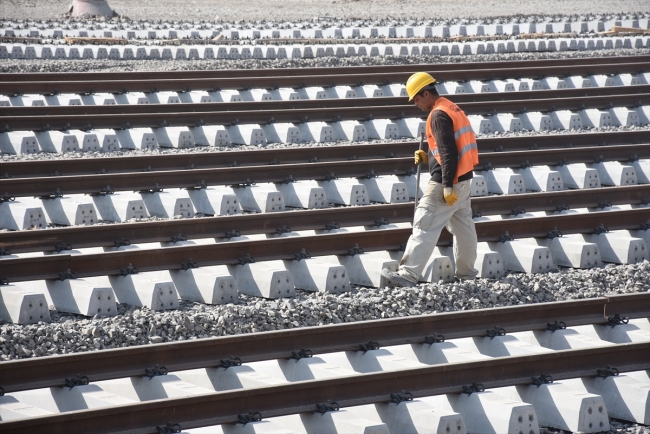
left=2, top=143, right=648, bottom=197
left=3, top=84, right=648, bottom=118
left=1, top=62, right=648, bottom=95
left=0, top=295, right=624, bottom=393
left=3, top=93, right=649, bottom=133
left=2, top=55, right=647, bottom=82
left=1, top=130, right=647, bottom=179
left=1, top=342, right=648, bottom=434
left=1, top=208, right=649, bottom=282
left=2, top=185, right=650, bottom=254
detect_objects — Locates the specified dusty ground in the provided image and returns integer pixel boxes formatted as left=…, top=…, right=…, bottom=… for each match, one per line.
left=1, top=0, right=650, bottom=22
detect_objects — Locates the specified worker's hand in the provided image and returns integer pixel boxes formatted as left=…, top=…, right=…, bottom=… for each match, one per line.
left=414, top=150, right=428, bottom=165
left=443, top=187, right=458, bottom=206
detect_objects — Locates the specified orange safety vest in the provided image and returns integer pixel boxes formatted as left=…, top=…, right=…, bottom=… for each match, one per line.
left=425, top=97, right=479, bottom=184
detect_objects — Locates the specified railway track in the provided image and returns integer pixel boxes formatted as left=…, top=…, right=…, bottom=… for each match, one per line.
left=0, top=293, right=648, bottom=433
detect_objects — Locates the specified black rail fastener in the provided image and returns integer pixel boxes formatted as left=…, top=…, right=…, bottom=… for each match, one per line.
left=230, top=178, right=256, bottom=188
left=120, top=263, right=139, bottom=276
left=556, top=158, right=569, bottom=167
left=374, top=218, right=390, bottom=227
left=144, top=365, right=168, bottom=379
left=555, top=204, right=570, bottom=213
left=309, top=157, right=321, bottom=163
left=113, top=238, right=131, bottom=248
left=324, top=172, right=338, bottom=181
left=39, top=188, right=64, bottom=200
left=40, top=124, right=52, bottom=132
left=399, top=243, right=407, bottom=251
left=0, top=125, right=10, bottom=134
left=91, top=185, right=114, bottom=196
left=0, top=248, right=11, bottom=256
left=294, top=248, right=312, bottom=261
left=194, top=119, right=205, bottom=128
left=494, top=146, right=505, bottom=152
left=486, top=326, right=506, bottom=339
left=238, top=411, right=263, bottom=425
left=606, top=313, right=630, bottom=327
left=520, top=160, right=531, bottom=169
left=498, top=232, right=514, bottom=243
left=510, top=207, right=526, bottom=216
left=594, top=155, right=605, bottom=164
left=158, top=120, right=169, bottom=128
left=187, top=180, right=207, bottom=190
left=405, top=167, right=417, bottom=176
left=155, top=422, right=181, bottom=434
left=228, top=161, right=240, bottom=167
left=482, top=162, right=494, bottom=171
left=224, top=230, right=241, bottom=239
left=472, top=211, right=483, bottom=219
left=64, top=375, right=89, bottom=389
left=530, top=144, right=540, bottom=150
left=119, top=122, right=132, bottom=130
left=50, top=171, right=63, bottom=177
left=386, top=152, right=397, bottom=158
left=531, top=374, right=554, bottom=388
left=359, top=341, right=380, bottom=352
left=593, top=224, right=609, bottom=235
left=629, top=154, right=639, bottom=162
left=58, top=269, right=78, bottom=281
left=139, top=183, right=164, bottom=194
left=54, top=243, right=72, bottom=253
left=0, top=276, right=8, bottom=285
left=0, top=386, right=4, bottom=396
left=360, top=170, right=378, bottom=179
left=59, top=123, right=73, bottom=133
left=181, top=259, right=199, bottom=271
left=347, top=155, right=359, bottom=161
left=238, top=254, right=256, bottom=265
left=170, top=234, right=187, bottom=244
left=546, top=320, right=567, bottom=332
left=641, top=219, right=650, bottom=231
left=424, top=333, right=446, bottom=344
left=79, top=123, right=93, bottom=132
left=282, top=175, right=297, bottom=184
left=267, top=117, right=275, bottom=125
left=462, top=382, right=486, bottom=395
left=230, top=119, right=240, bottom=126
left=546, top=228, right=563, bottom=239
left=291, top=348, right=313, bottom=360
left=1, top=173, right=11, bottom=179
left=597, top=201, right=612, bottom=209
left=93, top=168, right=107, bottom=174
left=390, top=390, right=414, bottom=404
left=348, top=244, right=365, bottom=256
left=597, top=365, right=620, bottom=378
left=269, top=159, right=281, bottom=165
left=185, top=163, right=198, bottom=170
left=315, top=401, right=340, bottom=414
left=219, top=356, right=242, bottom=369
left=325, top=222, right=340, bottom=231
left=142, top=166, right=155, bottom=172
left=276, top=225, right=292, bottom=235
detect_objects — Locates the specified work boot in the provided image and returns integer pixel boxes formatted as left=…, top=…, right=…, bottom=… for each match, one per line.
left=381, top=268, right=417, bottom=288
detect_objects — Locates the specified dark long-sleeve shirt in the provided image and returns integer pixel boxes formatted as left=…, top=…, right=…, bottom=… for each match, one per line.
left=427, top=109, right=474, bottom=187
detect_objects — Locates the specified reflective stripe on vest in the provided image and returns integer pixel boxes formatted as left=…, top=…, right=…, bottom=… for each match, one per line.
left=426, top=97, right=479, bottom=184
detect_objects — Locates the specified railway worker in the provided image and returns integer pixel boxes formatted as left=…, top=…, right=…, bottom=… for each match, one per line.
left=381, top=72, right=479, bottom=288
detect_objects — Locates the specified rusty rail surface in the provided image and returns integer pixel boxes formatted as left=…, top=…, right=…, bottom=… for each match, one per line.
left=2, top=185, right=650, bottom=254
left=0, top=295, right=637, bottom=393
left=1, top=61, right=648, bottom=95
left=2, top=55, right=647, bottom=82
left=1, top=341, right=648, bottom=434
left=3, top=93, right=649, bottom=132
left=3, top=84, right=648, bottom=118
left=1, top=130, right=647, bottom=179
left=1, top=208, right=649, bottom=282
left=2, top=143, right=648, bottom=197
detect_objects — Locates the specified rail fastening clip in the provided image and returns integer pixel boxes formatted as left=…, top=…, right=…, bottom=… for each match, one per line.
left=531, top=374, right=554, bottom=388
left=65, top=375, right=89, bottom=389
left=294, top=248, right=312, bottom=261
left=316, top=400, right=340, bottom=414
left=597, top=365, right=619, bottom=378
left=120, top=263, right=139, bottom=276
left=155, top=422, right=181, bottom=434
left=606, top=313, right=629, bottom=327
left=144, top=364, right=168, bottom=379
left=291, top=348, right=313, bottom=360
left=424, top=333, right=445, bottom=344
left=390, top=390, right=414, bottom=404
left=181, top=259, right=199, bottom=271
left=359, top=341, right=380, bottom=352
left=237, top=411, right=262, bottom=425
left=461, top=382, right=485, bottom=395
left=486, top=326, right=506, bottom=339
left=58, top=269, right=78, bottom=281
left=546, top=320, right=566, bottom=332
left=219, top=356, right=242, bottom=369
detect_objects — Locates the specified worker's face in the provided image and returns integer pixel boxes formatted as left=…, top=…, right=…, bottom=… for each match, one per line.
left=412, top=91, right=434, bottom=112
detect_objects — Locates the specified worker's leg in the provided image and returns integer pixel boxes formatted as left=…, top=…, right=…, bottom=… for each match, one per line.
left=397, top=181, right=455, bottom=282
left=446, top=180, right=478, bottom=279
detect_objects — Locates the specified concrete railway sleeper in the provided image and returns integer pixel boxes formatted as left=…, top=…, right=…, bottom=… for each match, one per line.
left=2, top=130, right=648, bottom=178
left=0, top=315, right=648, bottom=433
left=2, top=93, right=649, bottom=133
left=1, top=61, right=648, bottom=96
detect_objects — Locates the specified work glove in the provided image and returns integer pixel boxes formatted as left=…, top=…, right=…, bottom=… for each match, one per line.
left=414, top=150, right=428, bottom=164
left=443, top=187, right=458, bottom=206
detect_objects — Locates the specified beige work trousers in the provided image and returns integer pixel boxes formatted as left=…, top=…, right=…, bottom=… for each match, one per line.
left=399, top=179, right=478, bottom=281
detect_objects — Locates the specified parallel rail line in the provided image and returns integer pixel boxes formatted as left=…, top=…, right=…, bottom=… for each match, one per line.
left=1, top=55, right=648, bottom=83
left=1, top=61, right=648, bottom=95
left=0, top=293, right=648, bottom=434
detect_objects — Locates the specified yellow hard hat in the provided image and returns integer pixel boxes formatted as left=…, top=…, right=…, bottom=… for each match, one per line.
left=406, top=72, right=436, bottom=101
